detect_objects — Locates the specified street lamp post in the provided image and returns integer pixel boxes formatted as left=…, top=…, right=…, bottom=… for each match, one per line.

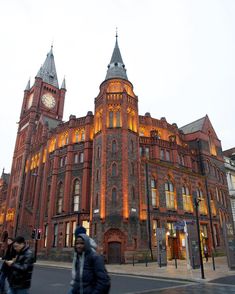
left=194, top=197, right=205, bottom=279
left=145, top=162, right=153, bottom=261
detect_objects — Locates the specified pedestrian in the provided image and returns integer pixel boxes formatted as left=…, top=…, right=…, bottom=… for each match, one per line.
left=71, top=226, right=97, bottom=286
left=5, top=236, right=34, bottom=294
left=204, top=245, right=208, bottom=262
left=0, top=238, right=16, bottom=294
left=68, top=233, right=110, bottom=294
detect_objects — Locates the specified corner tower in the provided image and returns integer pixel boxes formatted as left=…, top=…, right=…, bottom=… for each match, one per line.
left=5, top=47, right=66, bottom=237
left=92, top=35, right=144, bottom=263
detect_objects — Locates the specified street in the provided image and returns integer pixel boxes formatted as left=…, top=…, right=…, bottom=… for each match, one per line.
left=29, top=265, right=235, bottom=294
left=31, top=265, right=188, bottom=293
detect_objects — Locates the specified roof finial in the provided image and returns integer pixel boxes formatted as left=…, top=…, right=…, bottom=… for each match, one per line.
left=115, top=27, right=118, bottom=41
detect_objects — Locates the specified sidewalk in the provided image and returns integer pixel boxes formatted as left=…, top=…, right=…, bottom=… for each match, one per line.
left=36, top=256, right=235, bottom=282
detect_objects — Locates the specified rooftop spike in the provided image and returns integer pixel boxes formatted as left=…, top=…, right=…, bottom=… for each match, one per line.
left=61, top=77, right=66, bottom=90
left=36, top=47, right=59, bottom=88
left=105, top=32, right=128, bottom=81
left=25, top=79, right=30, bottom=91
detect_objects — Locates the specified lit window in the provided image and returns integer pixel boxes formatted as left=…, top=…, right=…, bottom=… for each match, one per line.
left=56, top=183, right=63, bottom=214
left=53, top=224, right=58, bottom=247
left=65, top=222, right=70, bottom=247
left=165, top=181, right=175, bottom=209
left=182, top=186, right=193, bottom=212
left=80, top=152, right=84, bottom=163
left=151, top=179, right=157, bottom=207
left=73, top=179, right=80, bottom=212
left=197, top=188, right=207, bottom=215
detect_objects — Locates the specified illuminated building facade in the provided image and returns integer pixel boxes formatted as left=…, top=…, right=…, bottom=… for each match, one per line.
left=0, top=37, right=232, bottom=262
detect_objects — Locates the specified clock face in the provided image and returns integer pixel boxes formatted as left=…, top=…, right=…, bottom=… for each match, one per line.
left=27, top=93, right=33, bottom=109
left=41, top=93, right=56, bottom=109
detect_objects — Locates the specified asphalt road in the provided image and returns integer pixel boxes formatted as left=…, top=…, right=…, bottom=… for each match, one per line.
left=31, top=265, right=188, bottom=293
left=5, top=264, right=235, bottom=293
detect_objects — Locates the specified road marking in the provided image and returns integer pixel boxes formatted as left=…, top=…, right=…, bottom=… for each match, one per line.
left=208, top=282, right=235, bottom=288
left=124, top=282, right=195, bottom=294
left=110, top=273, right=193, bottom=284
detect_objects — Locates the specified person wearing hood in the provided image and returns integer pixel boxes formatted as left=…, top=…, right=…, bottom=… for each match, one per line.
left=71, top=226, right=97, bottom=284
left=5, top=236, right=34, bottom=294
left=0, top=237, right=16, bottom=294
left=68, top=233, right=110, bottom=294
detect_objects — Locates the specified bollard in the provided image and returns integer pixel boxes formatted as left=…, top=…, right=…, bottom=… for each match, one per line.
left=133, top=254, right=135, bottom=267
left=159, top=253, right=162, bottom=268
left=211, top=249, right=216, bottom=271
left=192, top=255, right=195, bottom=269
left=145, top=254, right=148, bottom=267
left=174, top=256, right=177, bottom=269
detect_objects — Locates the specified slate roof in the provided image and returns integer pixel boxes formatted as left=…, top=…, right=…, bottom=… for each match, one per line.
left=42, top=115, right=61, bottom=130
left=36, top=46, right=59, bottom=88
left=180, top=116, right=206, bottom=134
left=105, top=36, right=128, bottom=81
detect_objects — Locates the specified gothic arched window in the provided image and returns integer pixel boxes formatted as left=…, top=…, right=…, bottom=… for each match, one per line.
left=73, top=179, right=80, bottom=212
left=56, top=182, right=63, bottom=214
left=112, top=188, right=117, bottom=206
left=112, top=163, right=117, bottom=176
left=165, top=181, right=175, bottom=209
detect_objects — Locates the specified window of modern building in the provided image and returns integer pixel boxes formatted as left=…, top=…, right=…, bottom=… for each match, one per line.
left=182, top=186, right=193, bottom=212
left=73, top=179, right=80, bottom=212
left=165, top=181, right=175, bottom=209
left=53, top=224, right=58, bottom=247
left=56, top=183, right=63, bottom=214
left=65, top=222, right=70, bottom=247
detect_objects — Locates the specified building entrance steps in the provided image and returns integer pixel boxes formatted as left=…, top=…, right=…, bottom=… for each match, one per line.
left=35, top=256, right=234, bottom=282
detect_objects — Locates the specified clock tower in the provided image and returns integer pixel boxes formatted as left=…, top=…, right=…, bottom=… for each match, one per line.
left=5, top=47, right=66, bottom=237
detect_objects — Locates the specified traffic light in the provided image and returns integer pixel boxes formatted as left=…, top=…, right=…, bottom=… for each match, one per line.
left=31, top=229, right=36, bottom=239
left=36, top=229, right=42, bottom=240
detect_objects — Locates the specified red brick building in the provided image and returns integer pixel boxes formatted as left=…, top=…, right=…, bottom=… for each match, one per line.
left=0, top=37, right=232, bottom=262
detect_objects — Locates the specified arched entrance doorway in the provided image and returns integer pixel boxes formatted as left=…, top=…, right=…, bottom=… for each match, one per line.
left=108, top=242, right=121, bottom=264
left=104, top=228, right=125, bottom=264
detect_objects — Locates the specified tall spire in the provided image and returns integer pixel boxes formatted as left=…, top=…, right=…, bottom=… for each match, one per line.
left=36, top=46, right=59, bottom=87
left=105, top=32, right=128, bottom=81
left=61, top=77, right=66, bottom=90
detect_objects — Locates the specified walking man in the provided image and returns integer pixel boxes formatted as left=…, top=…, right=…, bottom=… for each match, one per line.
left=68, top=233, right=110, bottom=294
left=5, top=236, right=34, bottom=294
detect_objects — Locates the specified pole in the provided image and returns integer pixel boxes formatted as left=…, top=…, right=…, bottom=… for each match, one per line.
left=145, top=162, right=153, bottom=260
left=197, top=139, right=216, bottom=270
left=34, top=238, right=38, bottom=262
left=194, top=198, right=205, bottom=279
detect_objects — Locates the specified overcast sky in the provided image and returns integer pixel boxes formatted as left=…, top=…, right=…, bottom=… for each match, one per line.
left=0, top=0, right=234, bottom=174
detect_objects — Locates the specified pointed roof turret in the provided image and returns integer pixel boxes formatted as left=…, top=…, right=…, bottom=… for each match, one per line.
left=25, top=79, right=30, bottom=91
left=61, top=77, right=66, bottom=90
left=105, top=32, right=128, bottom=81
left=36, top=46, right=59, bottom=87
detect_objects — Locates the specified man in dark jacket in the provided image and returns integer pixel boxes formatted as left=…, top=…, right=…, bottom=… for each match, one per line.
left=0, top=237, right=16, bottom=294
left=5, top=236, right=34, bottom=294
left=68, top=233, right=110, bottom=294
